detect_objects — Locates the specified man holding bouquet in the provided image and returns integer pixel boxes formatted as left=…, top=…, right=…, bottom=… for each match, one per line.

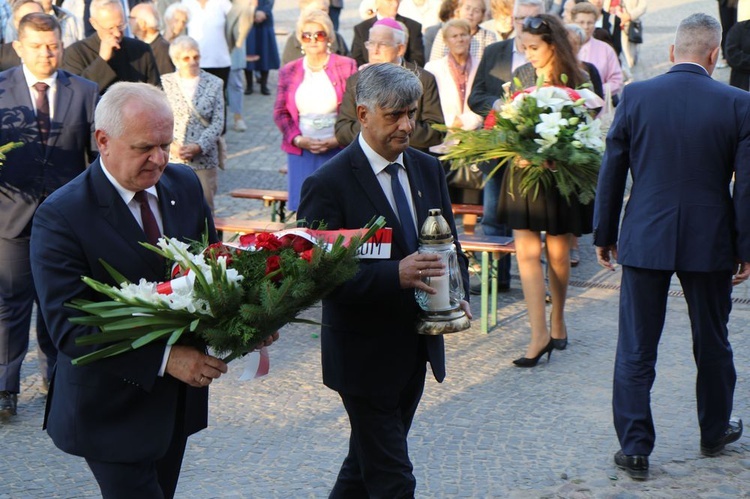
left=30, top=82, right=228, bottom=498
left=298, top=63, right=471, bottom=498
left=594, top=13, right=750, bottom=480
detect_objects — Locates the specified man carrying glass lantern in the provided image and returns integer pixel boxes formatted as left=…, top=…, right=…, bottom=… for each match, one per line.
left=298, top=63, right=471, bottom=498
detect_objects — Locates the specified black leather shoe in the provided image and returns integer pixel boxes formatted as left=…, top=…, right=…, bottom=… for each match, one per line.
left=614, top=450, right=649, bottom=480
left=0, top=391, right=18, bottom=418
left=701, top=419, right=743, bottom=457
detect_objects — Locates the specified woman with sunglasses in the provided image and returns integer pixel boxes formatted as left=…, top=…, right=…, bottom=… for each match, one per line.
left=273, top=9, right=357, bottom=212
left=499, top=13, right=594, bottom=367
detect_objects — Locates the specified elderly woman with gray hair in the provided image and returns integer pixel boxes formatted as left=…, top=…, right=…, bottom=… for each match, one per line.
left=161, top=35, right=225, bottom=212
left=164, top=3, right=190, bottom=42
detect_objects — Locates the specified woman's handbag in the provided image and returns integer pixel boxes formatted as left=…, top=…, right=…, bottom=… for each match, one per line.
left=446, top=163, right=484, bottom=190
left=627, top=20, right=643, bottom=44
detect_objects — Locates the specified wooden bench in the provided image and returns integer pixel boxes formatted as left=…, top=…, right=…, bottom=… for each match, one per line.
left=452, top=203, right=484, bottom=235
left=230, top=188, right=291, bottom=223
left=214, top=217, right=286, bottom=239
left=459, top=233, right=515, bottom=334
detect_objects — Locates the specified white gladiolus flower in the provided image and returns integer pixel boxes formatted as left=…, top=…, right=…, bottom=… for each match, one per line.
left=118, top=279, right=167, bottom=304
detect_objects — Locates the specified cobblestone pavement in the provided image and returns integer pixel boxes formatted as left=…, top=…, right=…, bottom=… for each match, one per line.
left=5, top=0, right=750, bottom=497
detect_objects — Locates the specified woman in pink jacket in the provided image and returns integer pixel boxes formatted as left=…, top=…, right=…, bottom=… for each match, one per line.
left=273, top=8, right=357, bottom=211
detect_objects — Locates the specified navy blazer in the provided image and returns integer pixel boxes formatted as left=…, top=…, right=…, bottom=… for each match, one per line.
left=594, top=63, right=750, bottom=272
left=467, top=38, right=514, bottom=117
left=0, top=66, right=98, bottom=239
left=297, top=139, right=469, bottom=397
left=30, top=161, right=217, bottom=462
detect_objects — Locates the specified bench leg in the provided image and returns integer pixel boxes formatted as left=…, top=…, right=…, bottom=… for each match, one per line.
left=278, top=201, right=287, bottom=223
left=480, top=250, right=489, bottom=334
left=490, top=253, right=499, bottom=330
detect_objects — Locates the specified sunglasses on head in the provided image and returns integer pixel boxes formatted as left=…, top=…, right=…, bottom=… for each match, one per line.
left=301, top=30, right=327, bottom=43
left=523, top=16, right=548, bottom=30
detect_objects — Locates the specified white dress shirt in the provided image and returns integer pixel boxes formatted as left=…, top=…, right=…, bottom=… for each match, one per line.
left=358, top=133, right=418, bottom=236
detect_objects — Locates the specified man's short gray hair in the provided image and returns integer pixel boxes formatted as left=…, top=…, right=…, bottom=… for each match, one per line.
left=90, top=0, right=124, bottom=20
left=368, top=21, right=407, bottom=46
left=169, top=35, right=200, bottom=64
left=565, top=23, right=585, bottom=45
left=95, top=82, right=172, bottom=138
left=133, top=3, right=160, bottom=30
left=164, top=3, right=190, bottom=22
left=514, top=0, right=545, bottom=15
left=674, top=13, right=722, bottom=59
left=356, top=63, right=423, bottom=111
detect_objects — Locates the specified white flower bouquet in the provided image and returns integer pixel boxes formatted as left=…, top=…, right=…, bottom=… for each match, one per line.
left=439, top=78, right=605, bottom=204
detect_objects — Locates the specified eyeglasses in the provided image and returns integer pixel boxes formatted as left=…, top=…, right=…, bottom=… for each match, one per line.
left=97, top=22, right=128, bottom=33
left=301, top=30, right=327, bottom=43
left=364, top=40, right=397, bottom=50
left=523, top=16, right=548, bottom=31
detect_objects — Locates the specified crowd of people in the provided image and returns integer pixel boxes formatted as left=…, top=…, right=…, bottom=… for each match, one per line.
left=2, top=0, right=750, bottom=496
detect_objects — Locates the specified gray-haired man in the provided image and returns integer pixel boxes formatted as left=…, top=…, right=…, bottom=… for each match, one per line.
left=299, top=63, right=470, bottom=498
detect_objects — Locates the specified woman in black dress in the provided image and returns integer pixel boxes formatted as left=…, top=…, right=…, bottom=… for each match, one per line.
left=499, top=14, right=594, bottom=367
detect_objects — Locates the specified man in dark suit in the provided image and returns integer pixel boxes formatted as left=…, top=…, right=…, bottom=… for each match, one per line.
left=350, top=0, right=424, bottom=67
left=63, top=0, right=160, bottom=94
left=466, top=0, right=543, bottom=293
left=299, top=63, right=470, bottom=498
left=0, top=13, right=98, bottom=418
left=129, top=2, right=174, bottom=77
left=30, top=82, right=231, bottom=497
left=335, top=18, right=444, bottom=153
left=594, top=13, right=750, bottom=481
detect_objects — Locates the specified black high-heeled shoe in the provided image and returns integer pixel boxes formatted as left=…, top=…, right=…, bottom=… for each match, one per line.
left=513, top=340, right=553, bottom=368
left=551, top=337, right=568, bottom=350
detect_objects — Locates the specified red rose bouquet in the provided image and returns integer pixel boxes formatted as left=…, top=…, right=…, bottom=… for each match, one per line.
left=67, top=217, right=387, bottom=365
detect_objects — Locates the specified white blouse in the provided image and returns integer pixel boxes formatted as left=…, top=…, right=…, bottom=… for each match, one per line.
left=295, top=63, right=338, bottom=139
left=183, top=0, right=232, bottom=68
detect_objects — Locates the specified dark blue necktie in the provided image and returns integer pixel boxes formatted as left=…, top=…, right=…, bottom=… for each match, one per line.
left=385, top=163, right=418, bottom=252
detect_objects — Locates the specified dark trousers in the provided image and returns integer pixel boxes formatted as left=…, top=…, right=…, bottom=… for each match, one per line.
left=328, top=6, right=342, bottom=31
left=718, top=1, right=738, bottom=58
left=613, top=265, right=736, bottom=456
left=0, top=237, right=56, bottom=392
left=86, top=390, right=189, bottom=499
left=330, top=365, right=427, bottom=499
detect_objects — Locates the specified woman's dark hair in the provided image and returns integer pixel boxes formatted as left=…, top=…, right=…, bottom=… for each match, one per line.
left=522, top=13, right=587, bottom=88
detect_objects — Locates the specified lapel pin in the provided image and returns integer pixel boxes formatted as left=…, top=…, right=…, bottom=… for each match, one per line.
left=170, top=200, right=176, bottom=206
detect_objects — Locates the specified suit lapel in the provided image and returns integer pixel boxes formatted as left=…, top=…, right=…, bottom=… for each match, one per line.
left=90, top=161, right=166, bottom=278
left=46, top=70, right=73, bottom=161
left=6, top=67, right=45, bottom=157
left=404, top=149, right=428, bottom=232
left=155, top=168, right=181, bottom=239
left=348, top=141, right=413, bottom=254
